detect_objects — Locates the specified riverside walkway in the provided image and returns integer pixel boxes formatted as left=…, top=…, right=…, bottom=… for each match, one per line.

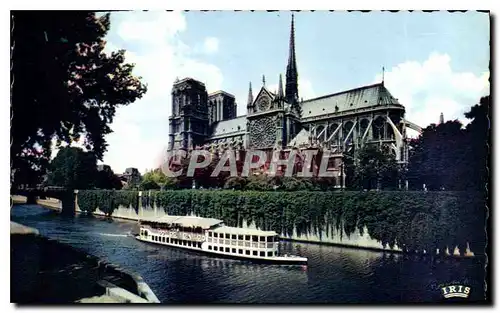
left=10, top=216, right=158, bottom=303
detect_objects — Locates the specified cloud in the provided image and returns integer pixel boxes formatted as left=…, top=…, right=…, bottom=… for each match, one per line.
left=98, top=11, right=224, bottom=174
left=375, top=52, right=490, bottom=132
left=202, top=37, right=219, bottom=54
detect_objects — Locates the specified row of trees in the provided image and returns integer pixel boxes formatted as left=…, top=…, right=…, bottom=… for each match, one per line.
left=47, top=146, right=123, bottom=190
left=406, top=95, right=490, bottom=192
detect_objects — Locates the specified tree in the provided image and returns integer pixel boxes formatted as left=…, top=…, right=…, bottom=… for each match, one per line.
left=407, top=120, right=478, bottom=191
left=11, top=11, right=147, bottom=187
left=463, top=95, right=490, bottom=192
left=95, top=165, right=122, bottom=190
left=224, top=177, right=247, bottom=190
left=245, top=174, right=272, bottom=191
left=353, top=144, right=399, bottom=190
left=47, top=146, right=98, bottom=190
left=139, top=178, right=160, bottom=191
left=140, top=168, right=177, bottom=190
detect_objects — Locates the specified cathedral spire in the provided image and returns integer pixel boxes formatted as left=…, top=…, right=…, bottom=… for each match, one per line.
left=278, top=73, right=284, bottom=99
left=285, top=13, right=298, bottom=105
left=247, top=82, right=253, bottom=107
left=439, top=112, right=444, bottom=124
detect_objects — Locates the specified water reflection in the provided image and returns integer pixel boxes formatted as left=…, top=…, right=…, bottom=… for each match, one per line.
left=11, top=204, right=485, bottom=303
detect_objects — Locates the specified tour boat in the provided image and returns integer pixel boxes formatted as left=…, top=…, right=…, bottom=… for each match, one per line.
left=135, top=215, right=308, bottom=265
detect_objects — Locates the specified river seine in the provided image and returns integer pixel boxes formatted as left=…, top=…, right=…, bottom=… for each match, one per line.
left=11, top=204, right=486, bottom=304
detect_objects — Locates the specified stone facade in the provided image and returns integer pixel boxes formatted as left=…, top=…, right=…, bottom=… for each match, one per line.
left=166, top=15, right=422, bottom=184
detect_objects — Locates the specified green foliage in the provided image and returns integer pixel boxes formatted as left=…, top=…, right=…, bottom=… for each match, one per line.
left=408, top=95, right=490, bottom=192
left=245, top=175, right=272, bottom=191
left=77, top=189, right=139, bottom=215
left=11, top=11, right=147, bottom=186
left=140, top=179, right=160, bottom=191
left=352, top=144, right=400, bottom=190
left=224, top=176, right=248, bottom=190
left=47, top=147, right=98, bottom=189
left=76, top=189, right=486, bottom=255
left=139, top=168, right=177, bottom=190
left=95, top=165, right=122, bottom=190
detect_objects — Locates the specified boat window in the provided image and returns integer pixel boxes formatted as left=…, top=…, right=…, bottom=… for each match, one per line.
left=225, top=247, right=230, bottom=253
left=260, top=251, right=265, bottom=257
left=209, top=232, right=213, bottom=237
left=198, top=243, right=202, bottom=248
left=238, top=249, right=243, bottom=254
left=238, top=235, right=244, bottom=240
left=225, top=234, right=230, bottom=239
left=252, top=236, right=258, bottom=242
left=245, top=235, right=250, bottom=241
left=267, top=251, right=273, bottom=257
left=167, top=238, right=170, bottom=243
left=245, top=250, right=250, bottom=255
left=253, top=251, right=258, bottom=256
left=259, top=236, right=265, bottom=242
left=232, top=248, right=236, bottom=253
left=231, top=234, right=237, bottom=240
left=208, top=245, right=212, bottom=250
left=162, top=237, right=165, bottom=243
left=213, top=246, right=218, bottom=251
left=267, top=236, right=274, bottom=242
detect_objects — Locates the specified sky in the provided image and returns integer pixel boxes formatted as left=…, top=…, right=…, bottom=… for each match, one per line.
left=80, top=11, right=490, bottom=174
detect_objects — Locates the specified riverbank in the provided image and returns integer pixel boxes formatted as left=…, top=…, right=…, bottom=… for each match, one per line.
left=11, top=203, right=488, bottom=303
left=30, top=196, right=475, bottom=259
left=10, top=221, right=159, bottom=304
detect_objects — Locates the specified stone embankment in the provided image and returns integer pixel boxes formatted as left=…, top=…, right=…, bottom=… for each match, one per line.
left=10, top=221, right=159, bottom=304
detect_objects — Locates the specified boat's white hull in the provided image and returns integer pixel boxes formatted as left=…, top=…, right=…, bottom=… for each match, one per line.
left=135, top=236, right=308, bottom=265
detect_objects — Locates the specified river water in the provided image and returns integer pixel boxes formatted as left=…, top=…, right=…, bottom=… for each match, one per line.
left=11, top=204, right=487, bottom=304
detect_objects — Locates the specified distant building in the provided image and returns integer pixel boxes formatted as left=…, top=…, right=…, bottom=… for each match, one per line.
left=97, top=164, right=111, bottom=172
left=167, top=15, right=422, bottom=186
left=119, top=167, right=142, bottom=187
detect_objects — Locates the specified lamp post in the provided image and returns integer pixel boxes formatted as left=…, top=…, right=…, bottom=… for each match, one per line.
left=341, top=153, right=355, bottom=190
left=340, top=161, right=344, bottom=189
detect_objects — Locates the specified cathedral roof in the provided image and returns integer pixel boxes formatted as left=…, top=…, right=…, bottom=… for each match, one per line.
left=300, top=82, right=403, bottom=119
left=211, top=116, right=247, bottom=138
left=288, top=128, right=312, bottom=148
left=208, top=90, right=236, bottom=98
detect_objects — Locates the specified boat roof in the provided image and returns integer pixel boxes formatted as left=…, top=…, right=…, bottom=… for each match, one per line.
left=140, top=216, right=223, bottom=229
left=212, top=225, right=277, bottom=237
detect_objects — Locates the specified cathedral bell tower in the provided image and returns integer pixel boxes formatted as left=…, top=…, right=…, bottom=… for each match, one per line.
left=168, top=78, right=209, bottom=151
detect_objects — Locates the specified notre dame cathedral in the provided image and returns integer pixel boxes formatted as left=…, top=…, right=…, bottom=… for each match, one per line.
left=167, top=15, right=421, bottom=185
